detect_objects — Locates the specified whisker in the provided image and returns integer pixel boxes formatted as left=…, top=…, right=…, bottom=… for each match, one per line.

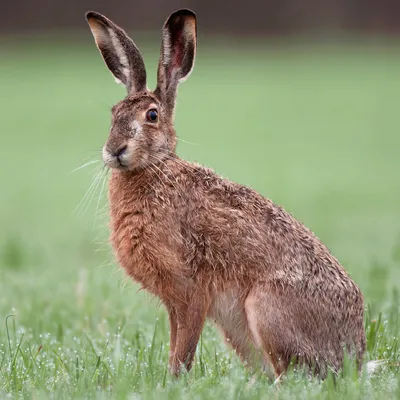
left=147, top=155, right=187, bottom=196
left=146, top=163, right=163, bottom=190
left=93, top=167, right=109, bottom=228
left=74, top=164, right=101, bottom=212
left=148, top=162, right=172, bottom=189
left=151, top=154, right=182, bottom=179
left=69, top=159, right=100, bottom=175
left=176, top=137, right=198, bottom=146
left=74, top=166, right=103, bottom=217
left=165, top=154, right=198, bottom=173
left=81, top=170, right=104, bottom=217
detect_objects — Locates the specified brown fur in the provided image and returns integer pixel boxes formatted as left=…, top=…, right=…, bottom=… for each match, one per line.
left=86, top=9, right=366, bottom=378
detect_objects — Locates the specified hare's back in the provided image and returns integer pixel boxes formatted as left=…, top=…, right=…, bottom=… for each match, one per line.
left=182, top=164, right=357, bottom=290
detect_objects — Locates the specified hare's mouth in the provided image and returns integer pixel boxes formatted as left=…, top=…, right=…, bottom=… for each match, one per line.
left=115, top=159, right=129, bottom=170
left=104, top=157, right=130, bottom=170
left=102, top=145, right=131, bottom=170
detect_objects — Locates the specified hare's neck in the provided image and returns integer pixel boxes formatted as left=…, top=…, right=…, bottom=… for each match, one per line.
left=108, top=160, right=178, bottom=210
left=109, top=169, right=149, bottom=205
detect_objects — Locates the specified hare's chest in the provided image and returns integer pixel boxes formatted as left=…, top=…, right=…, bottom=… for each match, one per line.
left=110, top=208, right=150, bottom=272
left=109, top=200, right=181, bottom=293
left=108, top=182, right=154, bottom=273
left=107, top=173, right=186, bottom=293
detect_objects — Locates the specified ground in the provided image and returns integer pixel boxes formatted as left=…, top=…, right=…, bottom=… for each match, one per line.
left=0, top=36, right=399, bottom=398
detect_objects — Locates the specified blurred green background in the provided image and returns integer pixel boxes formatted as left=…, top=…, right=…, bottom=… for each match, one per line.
left=0, top=1, right=400, bottom=397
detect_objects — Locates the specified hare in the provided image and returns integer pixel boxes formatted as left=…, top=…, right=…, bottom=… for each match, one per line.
left=86, top=9, right=366, bottom=379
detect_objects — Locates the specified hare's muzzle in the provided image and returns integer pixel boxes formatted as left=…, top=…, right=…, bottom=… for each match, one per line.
left=102, top=144, right=129, bottom=169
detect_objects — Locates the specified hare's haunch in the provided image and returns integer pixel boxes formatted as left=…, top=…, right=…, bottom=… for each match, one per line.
left=86, top=9, right=366, bottom=378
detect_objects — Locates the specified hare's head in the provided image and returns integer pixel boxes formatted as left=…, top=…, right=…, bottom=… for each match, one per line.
left=86, top=10, right=197, bottom=171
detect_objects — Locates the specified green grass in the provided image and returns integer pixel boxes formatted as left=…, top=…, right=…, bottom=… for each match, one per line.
left=0, top=36, right=400, bottom=398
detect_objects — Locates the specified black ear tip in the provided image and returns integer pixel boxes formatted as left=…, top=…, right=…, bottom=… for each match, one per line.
left=169, top=9, right=196, bottom=20
left=85, top=11, right=104, bottom=22
left=85, top=11, right=95, bottom=21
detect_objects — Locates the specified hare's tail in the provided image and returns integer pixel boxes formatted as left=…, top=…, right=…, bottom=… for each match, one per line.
left=365, top=359, right=387, bottom=377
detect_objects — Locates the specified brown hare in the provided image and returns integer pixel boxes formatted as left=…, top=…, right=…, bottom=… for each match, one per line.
left=86, top=9, right=366, bottom=379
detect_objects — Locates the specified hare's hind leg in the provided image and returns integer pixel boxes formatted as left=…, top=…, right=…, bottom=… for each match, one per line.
left=209, top=288, right=273, bottom=378
left=213, top=306, right=264, bottom=372
left=221, top=322, right=276, bottom=380
left=244, top=286, right=297, bottom=378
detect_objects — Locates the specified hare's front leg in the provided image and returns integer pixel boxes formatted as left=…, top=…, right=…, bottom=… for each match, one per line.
left=169, top=294, right=210, bottom=376
left=165, top=303, right=177, bottom=364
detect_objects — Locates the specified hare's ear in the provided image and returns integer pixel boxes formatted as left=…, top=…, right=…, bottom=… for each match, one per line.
left=86, top=11, right=146, bottom=94
left=155, top=9, right=197, bottom=116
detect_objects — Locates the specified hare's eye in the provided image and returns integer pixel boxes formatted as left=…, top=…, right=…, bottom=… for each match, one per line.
left=146, top=109, right=158, bottom=122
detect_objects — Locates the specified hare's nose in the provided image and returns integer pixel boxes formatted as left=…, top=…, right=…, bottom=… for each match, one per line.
left=113, top=145, right=127, bottom=159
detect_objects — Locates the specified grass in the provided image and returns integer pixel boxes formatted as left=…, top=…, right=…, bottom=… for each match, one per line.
left=0, top=35, right=400, bottom=398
